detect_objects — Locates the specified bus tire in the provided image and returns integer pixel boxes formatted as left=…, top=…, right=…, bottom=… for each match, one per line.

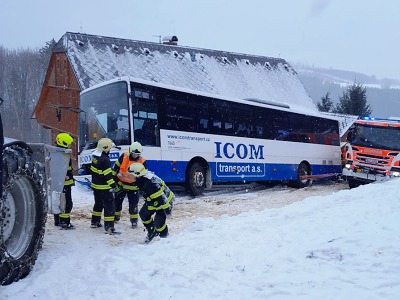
left=0, top=145, right=47, bottom=285
left=291, top=162, right=311, bottom=188
left=186, top=162, right=206, bottom=196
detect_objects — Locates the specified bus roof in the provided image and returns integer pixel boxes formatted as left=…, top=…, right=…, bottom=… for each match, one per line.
left=81, top=76, right=332, bottom=120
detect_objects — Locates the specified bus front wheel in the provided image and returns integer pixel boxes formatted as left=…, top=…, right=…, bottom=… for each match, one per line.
left=186, top=162, right=206, bottom=196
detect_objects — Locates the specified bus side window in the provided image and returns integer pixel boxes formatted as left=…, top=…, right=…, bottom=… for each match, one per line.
left=224, top=121, right=234, bottom=135
left=213, top=121, right=222, bottom=130
left=141, top=119, right=157, bottom=146
left=255, top=125, right=263, bottom=138
left=235, top=123, right=250, bottom=137
left=199, top=118, right=208, bottom=131
left=193, top=99, right=210, bottom=133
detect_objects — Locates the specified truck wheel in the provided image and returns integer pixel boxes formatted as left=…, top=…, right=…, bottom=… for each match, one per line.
left=347, top=178, right=359, bottom=189
left=0, top=145, right=47, bottom=285
left=186, top=162, right=206, bottom=196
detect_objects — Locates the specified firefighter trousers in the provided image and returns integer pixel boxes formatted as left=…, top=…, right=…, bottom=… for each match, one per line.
left=139, top=204, right=168, bottom=237
left=91, top=189, right=115, bottom=229
left=55, top=185, right=73, bottom=225
left=115, top=190, right=139, bottom=221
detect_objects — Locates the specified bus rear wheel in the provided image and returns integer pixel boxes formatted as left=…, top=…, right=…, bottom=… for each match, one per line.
left=290, top=162, right=311, bottom=188
left=186, top=162, right=206, bottom=196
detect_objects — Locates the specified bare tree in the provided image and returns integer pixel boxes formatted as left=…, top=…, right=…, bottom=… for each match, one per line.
left=0, top=40, right=55, bottom=143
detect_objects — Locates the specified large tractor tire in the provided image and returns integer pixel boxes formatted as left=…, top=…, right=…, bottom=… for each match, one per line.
left=0, top=145, right=47, bottom=285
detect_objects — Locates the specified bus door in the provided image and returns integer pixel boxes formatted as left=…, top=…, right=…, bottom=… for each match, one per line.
left=131, top=88, right=159, bottom=147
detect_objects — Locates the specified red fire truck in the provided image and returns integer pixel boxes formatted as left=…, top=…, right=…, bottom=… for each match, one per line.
left=342, top=117, right=400, bottom=188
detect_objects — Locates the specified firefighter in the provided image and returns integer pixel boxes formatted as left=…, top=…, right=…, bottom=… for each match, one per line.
left=54, top=133, right=75, bottom=230
left=128, top=163, right=174, bottom=242
left=341, top=142, right=350, bottom=168
left=113, top=141, right=147, bottom=228
left=90, top=138, right=120, bottom=234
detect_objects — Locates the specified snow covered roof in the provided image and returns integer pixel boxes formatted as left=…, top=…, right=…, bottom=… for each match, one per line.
left=54, top=32, right=317, bottom=111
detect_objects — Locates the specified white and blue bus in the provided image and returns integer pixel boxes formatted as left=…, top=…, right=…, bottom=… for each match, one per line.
left=78, top=76, right=341, bottom=195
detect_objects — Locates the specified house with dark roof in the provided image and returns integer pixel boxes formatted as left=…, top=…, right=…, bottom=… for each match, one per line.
left=34, top=32, right=316, bottom=165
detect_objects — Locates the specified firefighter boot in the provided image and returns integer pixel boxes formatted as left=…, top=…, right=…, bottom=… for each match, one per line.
left=54, top=214, right=60, bottom=226
left=130, top=218, right=138, bottom=228
left=145, top=226, right=158, bottom=243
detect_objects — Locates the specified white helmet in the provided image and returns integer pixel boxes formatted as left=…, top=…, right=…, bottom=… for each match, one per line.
left=96, top=138, right=115, bottom=153
left=129, top=141, right=143, bottom=154
left=128, top=163, right=148, bottom=177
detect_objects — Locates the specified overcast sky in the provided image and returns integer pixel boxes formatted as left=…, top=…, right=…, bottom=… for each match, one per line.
left=1, top=0, right=399, bottom=80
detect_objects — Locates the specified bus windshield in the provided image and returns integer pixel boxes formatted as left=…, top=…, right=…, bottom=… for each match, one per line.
left=350, top=124, right=400, bottom=151
left=79, top=81, right=130, bottom=151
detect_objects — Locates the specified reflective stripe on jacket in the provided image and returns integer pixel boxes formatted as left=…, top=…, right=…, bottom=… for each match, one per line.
left=91, top=152, right=116, bottom=190
left=136, top=173, right=174, bottom=211
left=64, top=160, right=75, bottom=186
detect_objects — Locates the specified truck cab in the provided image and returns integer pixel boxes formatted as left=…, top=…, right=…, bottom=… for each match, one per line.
left=342, top=117, right=400, bottom=188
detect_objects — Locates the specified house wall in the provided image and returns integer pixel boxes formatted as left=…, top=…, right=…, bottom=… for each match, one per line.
left=35, top=52, right=81, bottom=171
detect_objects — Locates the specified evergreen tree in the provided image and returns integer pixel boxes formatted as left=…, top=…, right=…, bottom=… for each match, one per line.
left=333, top=83, right=372, bottom=116
left=317, top=91, right=333, bottom=112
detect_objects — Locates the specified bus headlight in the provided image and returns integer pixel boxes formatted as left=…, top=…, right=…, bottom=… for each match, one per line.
left=392, top=171, right=400, bottom=177
left=345, top=163, right=352, bottom=170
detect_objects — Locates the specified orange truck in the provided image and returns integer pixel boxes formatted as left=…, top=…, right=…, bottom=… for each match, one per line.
left=342, top=117, right=400, bottom=188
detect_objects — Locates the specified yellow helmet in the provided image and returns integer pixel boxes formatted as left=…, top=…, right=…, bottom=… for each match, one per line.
left=129, top=141, right=143, bottom=154
left=128, top=163, right=148, bottom=177
left=56, top=133, right=73, bottom=148
left=96, top=138, right=115, bottom=153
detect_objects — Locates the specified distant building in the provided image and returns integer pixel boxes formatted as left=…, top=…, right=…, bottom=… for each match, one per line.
left=34, top=32, right=316, bottom=167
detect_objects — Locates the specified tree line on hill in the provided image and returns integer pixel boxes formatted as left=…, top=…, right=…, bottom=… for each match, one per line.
left=0, top=40, right=55, bottom=143
left=299, top=73, right=400, bottom=118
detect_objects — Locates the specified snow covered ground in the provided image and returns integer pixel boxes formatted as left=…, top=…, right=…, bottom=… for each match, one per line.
left=2, top=179, right=400, bottom=299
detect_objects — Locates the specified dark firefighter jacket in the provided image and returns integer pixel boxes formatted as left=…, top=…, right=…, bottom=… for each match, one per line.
left=64, top=158, right=75, bottom=187
left=90, top=150, right=117, bottom=190
left=135, top=172, right=173, bottom=211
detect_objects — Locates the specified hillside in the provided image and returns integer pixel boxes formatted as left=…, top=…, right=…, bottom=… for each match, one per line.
left=293, top=63, right=400, bottom=118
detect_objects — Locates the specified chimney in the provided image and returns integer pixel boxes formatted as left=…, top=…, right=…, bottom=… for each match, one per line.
left=162, top=35, right=178, bottom=45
